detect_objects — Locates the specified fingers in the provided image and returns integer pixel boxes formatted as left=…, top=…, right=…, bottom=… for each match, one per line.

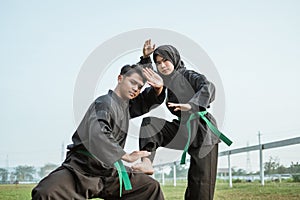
left=168, top=102, right=181, bottom=111
left=126, top=151, right=151, bottom=162
left=167, top=103, right=192, bottom=112
left=131, top=151, right=151, bottom=160
left=174, top=107, right=180, bottom=111
left=144, top=39, right=155, bottom=51
left=144, top=39, right=151, bottom=47
left=146, top=81, right=154, bottom=87
left=139, top=150, right=151, bottom=157
left=168, top=102, right=178, bottom=107
left=143, top=67, right=151, bottom=74
left=142, top=69, right=152, bottom=80
left=131, top=150, right=150, bottom=156
left=143, top=67, right=155, bottom=76
left=142, top=68, right=163, bottom=89
left=143, top=68, right=156, bottom=82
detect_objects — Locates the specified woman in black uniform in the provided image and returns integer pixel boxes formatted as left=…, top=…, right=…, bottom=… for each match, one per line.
left=135, top=39, right=220, bottom=200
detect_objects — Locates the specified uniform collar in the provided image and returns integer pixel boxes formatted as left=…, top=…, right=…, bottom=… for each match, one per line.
left=108, top=90, right=129, bottom=107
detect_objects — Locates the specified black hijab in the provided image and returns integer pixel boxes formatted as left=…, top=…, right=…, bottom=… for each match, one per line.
left=153, top=45, right=185, bottom=73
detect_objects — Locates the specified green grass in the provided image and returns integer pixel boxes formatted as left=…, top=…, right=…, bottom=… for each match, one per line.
left=162, top=181, right=300, bottom=200
left=0, top=184, right=34, bottom=200
left=1, top=181, right=300, bottom=200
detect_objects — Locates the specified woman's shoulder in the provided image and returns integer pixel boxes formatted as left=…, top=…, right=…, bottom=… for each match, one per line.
left=178, top=67, right=203, bottom=77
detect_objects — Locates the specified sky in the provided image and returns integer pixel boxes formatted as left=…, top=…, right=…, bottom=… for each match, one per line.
left=1, top=0, right=300, bottom=172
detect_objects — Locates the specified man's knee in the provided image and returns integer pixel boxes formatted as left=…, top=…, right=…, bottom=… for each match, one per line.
left=31, top=167, right=73, bottom=199
left=32, top=185, right=53, bottom=199
left=32, top=182, right=73, bottom=200
left=148, top=179, right=164, bottom=199
left=148, top=178, right=161, bottom=191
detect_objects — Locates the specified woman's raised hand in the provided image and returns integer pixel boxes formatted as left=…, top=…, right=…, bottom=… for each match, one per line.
left=143, top=39, right=155, bottom=58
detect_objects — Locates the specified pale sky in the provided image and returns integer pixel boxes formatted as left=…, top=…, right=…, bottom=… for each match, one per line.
left=1, top=0, right=300, bottom=172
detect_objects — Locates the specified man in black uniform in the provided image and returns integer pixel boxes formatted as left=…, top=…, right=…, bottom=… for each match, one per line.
left=32, top=64, right=165, bottom=199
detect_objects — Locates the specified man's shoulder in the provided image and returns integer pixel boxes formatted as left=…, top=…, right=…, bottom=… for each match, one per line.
left=94, top=93, right=112, bottom=106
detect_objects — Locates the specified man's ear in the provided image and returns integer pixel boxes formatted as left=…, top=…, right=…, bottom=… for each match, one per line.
left=117, top=74, right=123, bottom=83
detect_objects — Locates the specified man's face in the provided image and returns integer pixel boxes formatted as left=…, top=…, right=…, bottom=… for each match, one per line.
left=118, top=72, right=144, bottom=100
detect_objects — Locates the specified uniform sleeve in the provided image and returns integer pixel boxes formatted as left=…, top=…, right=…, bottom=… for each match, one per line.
left=77, top=102, right=126, bottom=167
left=185, top=70, right=216, bottom=110
left=137, top=56, right=154, bottom=69
left=129, top=86, right=166, bottom=118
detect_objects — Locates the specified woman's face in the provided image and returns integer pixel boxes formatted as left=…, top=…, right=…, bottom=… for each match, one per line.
left=155, top=55, right=175, bottom=76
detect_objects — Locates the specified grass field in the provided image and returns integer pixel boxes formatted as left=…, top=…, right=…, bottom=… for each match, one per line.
left=1, top=181, right=300, bottom=199
left=162, top=181, right=300, bottom=200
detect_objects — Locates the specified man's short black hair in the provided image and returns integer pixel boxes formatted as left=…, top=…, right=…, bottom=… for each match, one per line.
left=120, top=64, right=147, bottom=83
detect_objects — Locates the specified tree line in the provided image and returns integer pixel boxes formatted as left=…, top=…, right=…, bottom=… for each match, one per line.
left=231, top=157, right=300, bottom=176
left=154, top=157, right=300, bottom=181
left=1, top=157, right=300, bottom=184
left=0, top=163, right=58, bottom=184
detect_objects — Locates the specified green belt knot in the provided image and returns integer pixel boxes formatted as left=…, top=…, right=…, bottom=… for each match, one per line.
left=180, top=111, right=233, bottom=164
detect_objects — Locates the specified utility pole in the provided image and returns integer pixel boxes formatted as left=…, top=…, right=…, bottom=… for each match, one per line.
left=6, top=155, right=9, bottom=183
left=228, top=153, right=232, bottom=188
left=246, top=141, right=252, bottom=174
left=161, top=167, right=165, bottom=186
left=61, top=142, right=65, bottom=162
left=258, top=131, right=264, bottom=186
left=173, top=162, right=176, bottom=187
left=6, top=155, right=9, bottom=170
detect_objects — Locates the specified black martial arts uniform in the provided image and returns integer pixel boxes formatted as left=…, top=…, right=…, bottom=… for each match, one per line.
left=139, top=45, right=220, bottom=200
left=32, top=88, right=165, bottom=200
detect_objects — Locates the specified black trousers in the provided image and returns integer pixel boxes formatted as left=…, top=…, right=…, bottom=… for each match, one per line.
left=32, top=154, right=164, bottom=200
left=139, top=116, right=218, bottom=200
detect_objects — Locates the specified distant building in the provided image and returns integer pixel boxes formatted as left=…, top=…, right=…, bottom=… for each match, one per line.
left=217, top=168, right=229, bottom=177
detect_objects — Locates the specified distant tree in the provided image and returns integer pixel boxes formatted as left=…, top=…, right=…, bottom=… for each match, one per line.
left=38, top=163, right=58, bottom=178
left=232, top=168, right=247, bottom=176
left=252, top=171, right=260, bottom=175
left=289, top=162, right=300, bottom=174
left=14, top=165, right=36, bottom=181
left=10, top=171, right=16, bottom=183
left=264, top=156, right=280, bottom=175
left=289, top=162, right=300, bottom=182
left=276, top=165, right=288, bottom=174
left=0, top=168, right=8, bottom=183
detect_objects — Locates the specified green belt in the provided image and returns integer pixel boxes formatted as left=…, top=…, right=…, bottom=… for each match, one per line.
left=180, top=111, right=233, bottom=164
left=76, top=150, right=132, bottom=197
left=114, top=160, right=132, bottom=197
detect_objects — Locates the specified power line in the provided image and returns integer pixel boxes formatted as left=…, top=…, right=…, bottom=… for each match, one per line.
left=246, top=141, right=252, bottom=173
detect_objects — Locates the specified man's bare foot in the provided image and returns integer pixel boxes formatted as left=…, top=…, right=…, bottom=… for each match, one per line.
left=132, top=158, right=154, bottom=175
